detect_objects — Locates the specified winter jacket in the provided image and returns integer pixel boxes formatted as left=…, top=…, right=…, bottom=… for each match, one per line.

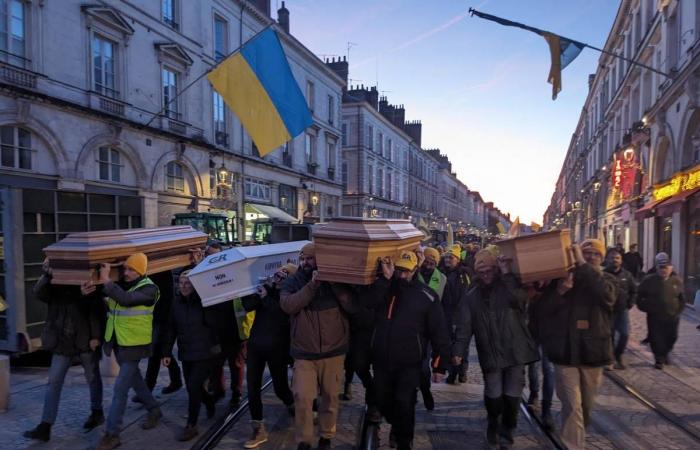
left=637, top=273, right=684, bottom=319
left=208, top=300, right=242, bottom=354
left=242, top=284, right=291, bottom=351
left=162, top=291, right=220, bottom=362
left=456, top=274, right=539, bottom=373
left=623, top=251, right=644, bottom=278
left=604, top=265, right=637, bottom=313
left=34, top=274, right=105, bottom=356
left=364, top=277, right=451, bottom=371
left=539, top=264, right=616, bottom=367
left=149, top=270, right=176, bottom=327
left=439, top=265, right=470, bottom=341
left=280, top=270, right=356, bottom=361
left=102, top=276, right=159, bottom=361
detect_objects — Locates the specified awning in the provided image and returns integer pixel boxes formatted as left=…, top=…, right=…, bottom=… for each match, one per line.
left=634, top=197, right=668, bottom=220
left=656, top=187, right=700, bottom=217
left=247, top=203, right=299, bottom=223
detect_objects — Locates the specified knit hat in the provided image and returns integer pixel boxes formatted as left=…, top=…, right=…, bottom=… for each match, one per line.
left=474, top=249, right=498, bottom=272
left=125, top=252, right=148, bottom=276
left=580, top=238, right=605, bottom=257
left=281, top=263, right=298, bottom=275
left=446, top=244, right=462, bottom=260
left=394, top=251, right=418, bottom=272
left=301, top=242, right=315, bottom=257
left=179, top=269, right=191, bottom=279
left=655, top=252, right=670, bottom=267
left=423, top=247, right=440, bottom=264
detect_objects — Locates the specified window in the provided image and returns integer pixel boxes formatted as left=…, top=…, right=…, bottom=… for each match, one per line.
left=0, top=0, right=25, bottom=65
left=162, top=67, right=179, bottom=119
left=327, top=142, right=336, bottom=168
left=92, top=35, right=117, bottom=98
left=97, top=146, right=121, bottom=182
left=162, top=0, right=178, bottom=30
left=387, top=138, right=392, bottom=160
left=306, top=81, right=315, bottom=113
left=386, top=171, right=392, bottom=199
left=0, top=125, right=31, bottom=169
left=378, top=168, right=384, bottom=197
left=282, top=141, right=293, bottom=167
left=165, top=161, right=185, bottom=192
left=305, top=133, right=314, bottom=164
left=213, top=90, right=226, bottom=144
left=367, top=125, right=373, bottom=150
left=342, top=161, right=348, bottom=187
left=341, top=123, right=347, bottom=145
left=368, top=163, right=374, bottom=194
left=245, top=177, right=271, bottom=201
left=378, top=132, right=384, bottom=155
left=214, top=16, right=227, bottom=62
left=327, top=95, right=334, bottom=124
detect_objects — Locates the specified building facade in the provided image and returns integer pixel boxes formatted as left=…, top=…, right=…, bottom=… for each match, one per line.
left=0, top=0, right=344, bottom=352
left=545, top=0, right=700, bottom=303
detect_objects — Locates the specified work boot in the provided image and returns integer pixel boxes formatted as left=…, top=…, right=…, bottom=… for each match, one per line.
left=83, top=409, right=105, bottom=430
left=654, top=361, right=664, bottom=370
left=526, top=391, right=538, bottom=406
left=499, top=396, right=519, bottom=449
left=614, top=356, right=627, bottom=370
left=541, top=408, right=555, bottom=431
left=484, top=397, right=501, bottom=449
left=446, top=373, right=457, bottom=385
left=204, top=395, right=216, bottom=419
left=23, top=422, right=51, bottom=442
left=96, top=433, right=121, bottom=450
left=421, top=385, right=435, bottom=411
left=177, top=424, right=199, bottom=442
left=244, top=421, right=268, bottom=449
left=141, top=408, right=162, bottom=430
left=340, top=383, right=353, bottom=401
left=229, top=393, right=242, bottom=409
left=317, top=437, right=332, bottom=450
left=161, top=381, right=183, bottom=395
left=366, top=405, right=382, bottom=423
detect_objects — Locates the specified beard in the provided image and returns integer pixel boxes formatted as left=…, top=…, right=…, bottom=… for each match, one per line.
left=301, top=264, right=314, bottom=276
left=420, top=266, right=433, bottom=281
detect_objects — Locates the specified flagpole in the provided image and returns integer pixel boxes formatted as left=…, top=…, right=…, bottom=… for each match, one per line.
left=142, top=24, right=274, bottom=128
left=468, top=8, right=671, bottom=79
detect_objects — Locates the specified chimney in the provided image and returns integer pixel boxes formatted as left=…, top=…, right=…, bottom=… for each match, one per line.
left=404, top=120, right=422, bottom=146
left=394, top=105, right=405, bottom=128
left=368, top=86, right=379, bottom=109
left=277, top=1, right=289, bottom=34
left=325, top=55, right=348, bottom=87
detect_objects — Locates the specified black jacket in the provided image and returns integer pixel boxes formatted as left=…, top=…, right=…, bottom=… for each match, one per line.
left=34, top=274, right=105, bottom=356
left=439, top=265, right=470, bottom=340
left=637, top=273, right=685, bottom=319
left=604, top=266, right=637, bottom=313
left=162, top=291, right=220, bottom=362
left=149, top=271, right=176, bottom=327
left=540, top=264, right=616, bottom=367
left=208, top=299, right=242, bottom=354
left=365, top=277, right=451, bottom=372
left=623, top=251, right=644, bottom=277
left=457, top=274, right=539, bottom=373
left=242, top=284, right=291, bottom=351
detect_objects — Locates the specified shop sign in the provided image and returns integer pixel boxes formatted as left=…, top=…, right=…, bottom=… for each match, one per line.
left=607, top=148, right=638, bottom=208
left=652, top=164, right=700, bottom=201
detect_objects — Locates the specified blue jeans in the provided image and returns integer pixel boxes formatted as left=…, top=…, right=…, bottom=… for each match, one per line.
left=41, top=351, right=103, bottom=424
left=612, top=309, right=630, bottom=359
left=105, top=359, right=159, bottom=436
left=527, top=347, right=554, bottom=412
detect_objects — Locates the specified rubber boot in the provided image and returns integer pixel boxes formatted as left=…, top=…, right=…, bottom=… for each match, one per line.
left=484, top=397, right=502, bottom=449
left=499, top=396, right=520, bottom=449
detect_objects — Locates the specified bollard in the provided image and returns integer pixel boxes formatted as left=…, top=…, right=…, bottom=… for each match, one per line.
left=0, top=354, right=9, bottom=413
left=100, top=351, right=120, bottom=378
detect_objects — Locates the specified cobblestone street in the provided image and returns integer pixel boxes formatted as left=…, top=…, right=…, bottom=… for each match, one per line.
left=3, top=306, right=698, bottom=450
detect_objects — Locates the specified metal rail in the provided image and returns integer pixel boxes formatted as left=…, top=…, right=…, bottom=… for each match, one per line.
left=191, top=377, right=274, bottom=450
left=356, top=405, right=379, bottom=450
left=519, top=397, right=565, bottom=450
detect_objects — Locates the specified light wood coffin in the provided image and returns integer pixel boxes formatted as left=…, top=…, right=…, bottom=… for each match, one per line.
left=43, top=226, right=208, bottom=285
left=313, top=218, right=424, bottom=285
left=188, top=240, right=309, bottom=307
left=496, top=229, right=574, bottom=283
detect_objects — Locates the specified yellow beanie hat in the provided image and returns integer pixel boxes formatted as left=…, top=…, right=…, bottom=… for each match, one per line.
left=394, top=251, right=418, bottom=271
left=125, top=252, right=148, bottom=276
left=424, top=247, right=440, bottom=264
left=474, top=249, right=498, bottom=271
left=446, top=244, right=462, bottom=259
left=581, top=238, right=605, bottom=257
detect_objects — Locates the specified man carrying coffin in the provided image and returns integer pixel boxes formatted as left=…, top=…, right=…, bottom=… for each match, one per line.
left=280, top=243, right=356, bottom=450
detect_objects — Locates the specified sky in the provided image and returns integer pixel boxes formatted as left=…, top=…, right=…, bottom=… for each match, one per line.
left=283, top=0, right=620, bottom=225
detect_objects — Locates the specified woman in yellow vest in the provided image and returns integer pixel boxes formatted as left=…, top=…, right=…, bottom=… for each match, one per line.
left=94, top=253, right=162, bottom=450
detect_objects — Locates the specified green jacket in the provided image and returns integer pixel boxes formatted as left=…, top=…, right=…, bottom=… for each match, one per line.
left=104, top=277, right=159, bottom=347
left=418, top=269, right=447, bottom=301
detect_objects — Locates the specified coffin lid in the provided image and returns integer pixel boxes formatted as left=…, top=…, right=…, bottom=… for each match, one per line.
left=312, top=217, right=424, bottom=241
left=43, top=226, right=207, bottom=258
left=496, top=229, right=569, bottom=245
left=188, top=240, right=310, bottom=276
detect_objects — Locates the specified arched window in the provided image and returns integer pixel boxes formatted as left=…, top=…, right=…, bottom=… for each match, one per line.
left=166, top=161, right=184, bottom=192
left=0, top=125, right=32, bottom=170
left=97, top=146, right=122, bottom=182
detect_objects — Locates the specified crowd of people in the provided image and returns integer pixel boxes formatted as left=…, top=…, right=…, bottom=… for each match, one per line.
left=23, top=236, right=687, bottom=450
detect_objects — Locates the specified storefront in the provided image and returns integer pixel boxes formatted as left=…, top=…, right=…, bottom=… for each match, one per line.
left=244, top=203, right=299, bottom=242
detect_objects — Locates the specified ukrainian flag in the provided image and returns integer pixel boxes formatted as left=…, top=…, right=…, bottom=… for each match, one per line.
left=208, top=28, right=312, bottom=156
left=542, top=33, right=584, bottom=100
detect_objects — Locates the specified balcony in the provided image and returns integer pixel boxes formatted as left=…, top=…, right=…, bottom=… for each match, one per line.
left=0, top=60, right=37, bottom=89
left=215, top=131, right=229, bottom=146
left=160, top=111, right=187, bottom=135
left=307, top=162, right=317, bottom=175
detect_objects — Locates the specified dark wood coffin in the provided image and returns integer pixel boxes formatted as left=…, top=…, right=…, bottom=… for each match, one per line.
left=313, top=218, right=424, bottom=285
left=43, top=226, right=208, bottom=285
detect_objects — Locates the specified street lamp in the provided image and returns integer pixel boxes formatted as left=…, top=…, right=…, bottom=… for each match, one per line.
left=311, top=194, right=319, bottom=205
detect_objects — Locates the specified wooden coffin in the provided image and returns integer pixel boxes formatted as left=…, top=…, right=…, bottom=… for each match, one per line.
left=188, top=240, right=309, bottom=307
left=313, top=218, right=424, bottom=285
left=43, top=226, right=208, bottom=285
left=496, top=229, right=574, bottom=283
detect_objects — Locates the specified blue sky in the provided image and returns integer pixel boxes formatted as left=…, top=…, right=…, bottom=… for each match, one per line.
left=284, top=0, right=620, bottom=224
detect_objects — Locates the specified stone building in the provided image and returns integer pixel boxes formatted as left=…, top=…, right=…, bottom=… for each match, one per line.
left=545, top=0, right=700, bottom=302
left=0, top=0, right=343, bottom=352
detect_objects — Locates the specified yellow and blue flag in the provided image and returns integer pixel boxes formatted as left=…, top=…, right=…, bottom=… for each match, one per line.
left=208, top=28, right=312, bottom=156
left=470, top=9, right=584, bottom=100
